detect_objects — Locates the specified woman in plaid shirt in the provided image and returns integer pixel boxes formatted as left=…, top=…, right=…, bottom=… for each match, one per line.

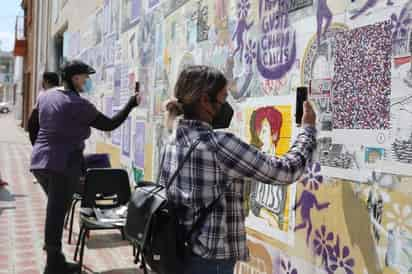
left=161, top=66, right=317, bottom=274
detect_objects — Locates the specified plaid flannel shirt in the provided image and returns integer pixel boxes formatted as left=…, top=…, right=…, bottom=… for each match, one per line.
left=158, top=119, right=317, bottom=260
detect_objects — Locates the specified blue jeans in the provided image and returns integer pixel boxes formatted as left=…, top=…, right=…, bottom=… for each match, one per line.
left=183, top=255, right=237, bottom=274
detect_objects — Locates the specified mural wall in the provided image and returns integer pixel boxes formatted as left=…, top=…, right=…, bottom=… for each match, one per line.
left=63, top=0, right=412, bottom=273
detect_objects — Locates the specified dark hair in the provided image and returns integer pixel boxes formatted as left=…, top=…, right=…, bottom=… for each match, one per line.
left=43, top=72, right=60, bottom=87
left=165, top=66, right=227, bottom=125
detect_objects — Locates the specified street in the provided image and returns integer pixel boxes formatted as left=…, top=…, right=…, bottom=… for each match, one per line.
left=0, top=114, right=141, bottom=274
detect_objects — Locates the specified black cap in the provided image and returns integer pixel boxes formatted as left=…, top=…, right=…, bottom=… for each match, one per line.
left=61, top=60, right=96, bottom=81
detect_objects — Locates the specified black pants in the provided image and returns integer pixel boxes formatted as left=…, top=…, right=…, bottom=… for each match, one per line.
left=33, top=170, right=78, bottom=252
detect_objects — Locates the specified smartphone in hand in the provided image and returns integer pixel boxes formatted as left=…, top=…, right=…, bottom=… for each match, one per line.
left=295, top=86, right=308, bottom=125
left=135, top=81, right=140, bottom=94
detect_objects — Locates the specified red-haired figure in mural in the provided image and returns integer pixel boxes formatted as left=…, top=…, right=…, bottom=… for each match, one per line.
left=248, top=106, right=288, bottom=230
left=250, top=106, right=283, bottom=153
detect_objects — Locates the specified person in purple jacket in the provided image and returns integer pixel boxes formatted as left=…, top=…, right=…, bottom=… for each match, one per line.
left=30, top=60, right=141, bottom=274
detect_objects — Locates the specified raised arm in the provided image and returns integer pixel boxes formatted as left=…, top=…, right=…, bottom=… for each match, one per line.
left=215, top=101, right=317, bottom=184
left=90, top=94, right=141, bottom=131
left=214, top=126, right=316, bottom=184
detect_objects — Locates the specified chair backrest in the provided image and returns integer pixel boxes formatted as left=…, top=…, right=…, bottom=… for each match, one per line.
left=84, top=153, right=111, bottom=169
left=82, top=168, right=131, bottom=209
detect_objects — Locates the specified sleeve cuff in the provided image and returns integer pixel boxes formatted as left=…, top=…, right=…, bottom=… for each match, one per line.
left=302, top=124, right=317, bottom=136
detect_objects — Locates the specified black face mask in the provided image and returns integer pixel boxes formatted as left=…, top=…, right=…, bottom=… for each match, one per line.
left=212, top=102, right=234, bottom=129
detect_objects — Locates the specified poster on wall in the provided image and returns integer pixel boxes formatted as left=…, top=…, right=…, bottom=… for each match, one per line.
left=163, top=0, right=190, bottom=17
left=288, top=0, right=313, bottom=12
left=113, top=65, right=122, bottom=106
left=103, top=33, right=116, bottom=67
left=333, top=21, right=392, bottom=130
left=111, top=108, right=122, bottom=145
left=134, top=121, right=145, bottom=169
left=148, top=0, right=160, bottom=9
left=122, top=117, right=131, bottom=156
left=105, top=96, right=113, bottom=118
left=121, top=0, right=141, bottom=33
left=94, top=8, right=103, bottom=45
left=241, top=96, right=297, bottom=245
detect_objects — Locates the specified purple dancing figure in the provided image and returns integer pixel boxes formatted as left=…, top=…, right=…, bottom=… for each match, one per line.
left=317, top=0, right=332, bottom=45
left=294, top=189, right=330, bottom=245
left=232, top=0, right=254, bottom=62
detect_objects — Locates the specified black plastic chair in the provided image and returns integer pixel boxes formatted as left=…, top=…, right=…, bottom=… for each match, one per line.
left=65, top=153, right=111, bottom=244
left=73, top=168, right=131, bottom=270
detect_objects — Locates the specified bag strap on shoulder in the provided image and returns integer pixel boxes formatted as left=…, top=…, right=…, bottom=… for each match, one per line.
left=164, top=138, right=202, bottom=191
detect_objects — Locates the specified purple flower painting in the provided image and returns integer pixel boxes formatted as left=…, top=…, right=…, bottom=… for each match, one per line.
left=328, top=237, right=355, bottom=274
left=280, top=259, right=298, bottom=274
left=301, top=162, right=324, bottom=190
left=313, top=225, right=334, bottom=268
left=244, top=39, right=257, bottom=65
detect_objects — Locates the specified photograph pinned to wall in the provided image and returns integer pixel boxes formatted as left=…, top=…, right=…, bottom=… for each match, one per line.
left=122, top=117, right=132, bottom=157
left=314, top=137, right=370, bottom=181
left=288, top=0, right=313, bottom=12
left=365, top=147, right=385, bottom=165
left=163, top=0, right=190, bottom=18
left=310, top=79, right=332, bottom=131
left=138, top=68, right=151, bottom=108
left=134, top=121, right=145, bottom=169
left=153, top=84, right=169, bottom=117
left=115, top=41, right=122, bottom=65
left=152, top=120, right=168, bottom=180
left=186, top=14, right=197, bottom=51
left=196, top=0, right=209, bottom=42
left=105, top=96, right=113, bottom=118
left=139, top=12, right=156, bottom=67
left=148, top=0, right=160, bottom=10
left=128, top=31, right=137, bottom=63
left=121, top=0, right=141, bottom=33
left=154, top=20, right=166, bottom=87
left=120, top=65, right=131, bottom=105
left=391, top=1, right=412, bottom=59
left=112, top=107, right=122, bottom=146
left=110, top=0, right=121, bottom=37
left=103, top=0, right=110, bottom=36
left=333, top=21, right=392, bottom=130
left=103, top=33, right=116, bottom=67
left=105, top=66, right=115, bottom=89
left=113, top=65, right=121, bottom=106
left=94, top=8, right=103, bottom=45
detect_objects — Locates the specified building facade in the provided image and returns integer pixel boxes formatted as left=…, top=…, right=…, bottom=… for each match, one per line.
left=0, top=51, right=14, bottom=103
left=29, top=0, right=412, bottom=273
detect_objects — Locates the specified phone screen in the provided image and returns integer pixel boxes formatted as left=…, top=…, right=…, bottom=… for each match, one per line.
left=295, top=86, right=308, bottom=125
left=135, top=82, right=140, bottom=93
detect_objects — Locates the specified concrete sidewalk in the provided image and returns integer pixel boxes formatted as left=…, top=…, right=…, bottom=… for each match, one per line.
left=0, top=114, right=140, bottom=274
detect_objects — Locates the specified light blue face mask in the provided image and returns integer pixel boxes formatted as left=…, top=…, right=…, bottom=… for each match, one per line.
left=83, top=78, right=93, bottom=94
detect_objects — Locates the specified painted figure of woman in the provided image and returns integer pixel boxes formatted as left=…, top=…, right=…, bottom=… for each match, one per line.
left=249, top=106, right=288, bottom=229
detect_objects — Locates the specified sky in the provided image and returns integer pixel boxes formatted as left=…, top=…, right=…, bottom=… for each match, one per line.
left=0, top=0, right=23, bottom=52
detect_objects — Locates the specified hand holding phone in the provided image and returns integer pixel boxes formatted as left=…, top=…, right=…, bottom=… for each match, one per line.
left=133, top=81, right=142, bottom=107
left=296, top=87, right=316, bottom=127
left=296, top=87, right=308, bottom=125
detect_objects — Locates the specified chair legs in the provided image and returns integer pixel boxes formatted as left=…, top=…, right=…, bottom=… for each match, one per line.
left=74, top=225, right=84, bottom=261
left=120, top=227, right=126, bottom=240
left=74, top=225, right=87, bottom=271
left=79, top=227, right=87, bottom=270
left=67, top=199, right=80, bottom=244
